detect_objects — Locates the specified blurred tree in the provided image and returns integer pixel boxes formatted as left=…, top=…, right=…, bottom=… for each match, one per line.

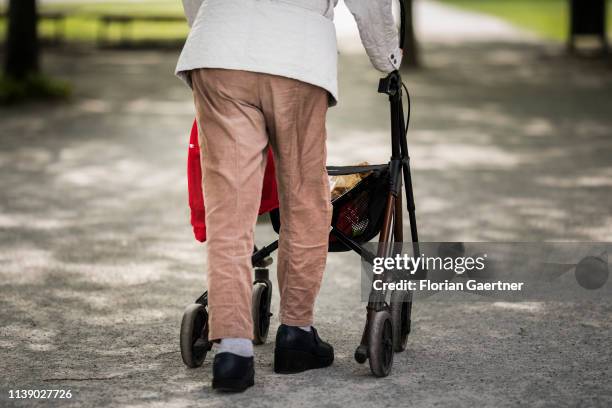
left=568, top=0, right=608, bottom=53
left=401, top=0, right=420, bottom=68
left=5, top=0, right=39, bottom=79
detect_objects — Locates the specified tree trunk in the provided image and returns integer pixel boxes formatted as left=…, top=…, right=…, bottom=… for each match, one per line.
left=401, top=0, right=420, bottom=68
left=5, top=0, right=39, bottom=79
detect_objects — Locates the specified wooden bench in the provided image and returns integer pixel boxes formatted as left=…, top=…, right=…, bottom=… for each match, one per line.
left=40, top=11, right=67, bottom=44
left=0, top=10, right=67, bottom=44
left=97, top=14, right=186, bottom=46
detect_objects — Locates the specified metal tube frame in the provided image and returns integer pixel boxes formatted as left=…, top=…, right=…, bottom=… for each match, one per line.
left=355, top=70, right=420, bottom=355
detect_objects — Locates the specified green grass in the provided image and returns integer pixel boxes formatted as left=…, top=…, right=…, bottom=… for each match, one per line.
left=0, top=1, right=188, bottom=43
left=40, top=1, right=184, bottom=16
left=438, top=0, right=612, bottom=41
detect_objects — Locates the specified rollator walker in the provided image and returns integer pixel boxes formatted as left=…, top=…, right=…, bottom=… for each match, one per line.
left=180, top=3, right=421, bottom=377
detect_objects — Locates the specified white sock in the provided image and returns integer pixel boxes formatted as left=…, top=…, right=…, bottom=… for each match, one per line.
left=218, top=338, right=253, bottom=358
left=298, top=325, right=312, bottom=332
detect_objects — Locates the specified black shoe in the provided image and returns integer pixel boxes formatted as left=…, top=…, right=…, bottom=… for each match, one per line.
left=274, top=324, right=334, bottom=374
left=212, top=352, right=255, bottom=392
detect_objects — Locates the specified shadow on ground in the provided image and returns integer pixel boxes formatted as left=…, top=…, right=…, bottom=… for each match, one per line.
left=0, top=40, right=611, bottom=407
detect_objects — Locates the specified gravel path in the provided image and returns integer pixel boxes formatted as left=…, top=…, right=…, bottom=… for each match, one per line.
left=1, top=2, right=612, bottom=407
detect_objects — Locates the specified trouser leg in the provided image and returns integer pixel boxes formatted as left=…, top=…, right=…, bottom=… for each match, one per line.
left=191, top=69, right=268, bottom=340
left=260, top=75, right=332, bottom=327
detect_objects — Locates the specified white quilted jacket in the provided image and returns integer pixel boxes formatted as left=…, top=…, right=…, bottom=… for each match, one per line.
left=176, top=0, right=402, bottom=105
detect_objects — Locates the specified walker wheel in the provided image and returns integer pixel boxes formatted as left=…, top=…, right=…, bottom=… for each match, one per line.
left=252, top=282, right=272, bottom=345
left=390, top=290, right=412, bottom=352
left=180, top=303, right=212, bottom=368
left=354, top=345, right=368, bottom=364
left=368, top=310, right=394, bottom=377
left=575, top=256, right=609, bottom=290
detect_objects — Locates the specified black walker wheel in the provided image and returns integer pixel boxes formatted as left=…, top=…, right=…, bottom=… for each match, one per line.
left=354, top=344, right=368, bottom=364
left=252, top=281, right=272, bottom=345
left=368, top=310, right=394, bottom=377
left=180, top=303, right=212, bottom=368
left=390, top=290, right=412, bottom=352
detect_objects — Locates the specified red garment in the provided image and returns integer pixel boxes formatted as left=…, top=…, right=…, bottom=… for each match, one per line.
left=187, top=120, right=280, bottom=242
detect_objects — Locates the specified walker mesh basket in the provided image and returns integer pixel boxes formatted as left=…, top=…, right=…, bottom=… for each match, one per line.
left=270, top=164, right=390, bottom=252
left=327, top=164, right=390, bottom=252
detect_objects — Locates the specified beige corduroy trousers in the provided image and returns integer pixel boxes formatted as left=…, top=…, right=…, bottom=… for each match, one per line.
left=191, top=68, right=332, bottom=340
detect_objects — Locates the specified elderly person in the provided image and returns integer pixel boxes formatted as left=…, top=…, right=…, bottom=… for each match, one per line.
left=176, top=0, right=402, bottom=392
